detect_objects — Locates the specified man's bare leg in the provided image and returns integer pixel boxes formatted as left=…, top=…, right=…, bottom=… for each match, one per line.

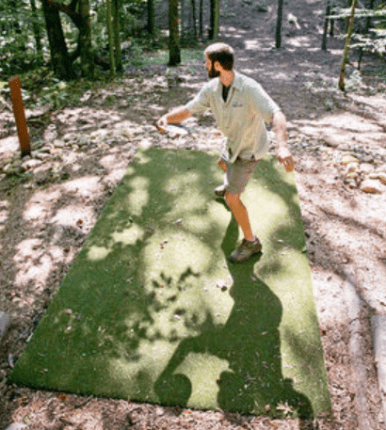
left=225, top=191, right=254, bottom=241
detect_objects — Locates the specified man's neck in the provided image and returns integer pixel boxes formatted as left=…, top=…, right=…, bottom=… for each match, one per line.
left=220, top=70, right=234, bottom=87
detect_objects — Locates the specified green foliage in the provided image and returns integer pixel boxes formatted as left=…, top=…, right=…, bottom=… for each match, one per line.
left=330, top=3, right=386, bottom=56
left=0, top=0, right=46, bottom=78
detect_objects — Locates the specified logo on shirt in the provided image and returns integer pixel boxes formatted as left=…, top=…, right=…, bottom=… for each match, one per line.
left=232, top=102, right=244, bottom=108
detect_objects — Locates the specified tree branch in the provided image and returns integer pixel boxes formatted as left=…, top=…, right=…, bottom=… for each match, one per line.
left=47, top=0, right=82, bottom=28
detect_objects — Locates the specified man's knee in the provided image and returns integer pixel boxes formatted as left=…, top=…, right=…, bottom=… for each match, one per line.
left=225, top=191, right=241, bottom=207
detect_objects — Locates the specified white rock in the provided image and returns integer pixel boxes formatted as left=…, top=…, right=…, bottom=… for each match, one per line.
left=359, top=163, right=375, bottom=174
left=2, top=164, right=14, bottom=174
left=341, top=154, right=360, bottom=165
left=4, top=424, right=28, bottom=430
left=22, top=158, right=43, bottom=170
left=322, top=132, right=342, bottom=148
left=360, top=179, right=383, bottom=194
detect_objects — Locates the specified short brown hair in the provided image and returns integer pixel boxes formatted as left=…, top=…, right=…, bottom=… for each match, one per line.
left=204, top=43, right=234, bottom=71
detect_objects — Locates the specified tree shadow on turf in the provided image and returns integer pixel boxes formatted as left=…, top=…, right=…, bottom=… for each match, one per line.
left=155, top=215, right=313, bottom=420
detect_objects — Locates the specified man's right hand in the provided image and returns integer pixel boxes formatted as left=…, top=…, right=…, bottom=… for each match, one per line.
left=155, top=115, right=168, bottom=132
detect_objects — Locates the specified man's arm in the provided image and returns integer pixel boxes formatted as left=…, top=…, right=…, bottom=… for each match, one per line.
left=272, top=111, right=295, bottom=173
left=156, top=106, right=192, bottom=131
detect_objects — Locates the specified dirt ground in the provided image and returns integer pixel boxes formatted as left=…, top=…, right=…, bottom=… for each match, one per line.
left=1, top=0, right=386, bottom=429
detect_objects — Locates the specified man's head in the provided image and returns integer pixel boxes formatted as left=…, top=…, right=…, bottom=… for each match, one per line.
left=204, top=43, right=234, bottom=78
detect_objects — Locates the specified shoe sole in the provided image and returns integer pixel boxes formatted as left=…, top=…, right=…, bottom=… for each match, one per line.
left=229, top=242, right=263, bottom=263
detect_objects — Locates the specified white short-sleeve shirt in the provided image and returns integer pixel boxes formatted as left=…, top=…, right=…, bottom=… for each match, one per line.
left=185, top=71, right=281, bottom=163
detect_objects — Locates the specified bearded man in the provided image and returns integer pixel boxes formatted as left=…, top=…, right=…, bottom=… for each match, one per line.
left=156, top=43, right=294, bottom=262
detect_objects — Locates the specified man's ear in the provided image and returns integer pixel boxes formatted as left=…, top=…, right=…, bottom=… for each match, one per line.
left=213, top=60, right=221, bottom=72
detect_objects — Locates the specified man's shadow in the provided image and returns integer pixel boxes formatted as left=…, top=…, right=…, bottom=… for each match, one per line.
left=155, top=214, right=313, bottom=420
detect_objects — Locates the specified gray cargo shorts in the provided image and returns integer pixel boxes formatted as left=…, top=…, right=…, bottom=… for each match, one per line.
left=223, top=157, right=260, bottom=195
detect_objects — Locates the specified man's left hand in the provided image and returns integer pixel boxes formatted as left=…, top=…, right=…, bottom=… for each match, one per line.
left=276, top=146, right=295, bottom=173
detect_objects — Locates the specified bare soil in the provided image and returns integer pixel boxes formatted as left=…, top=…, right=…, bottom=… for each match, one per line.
left=1, top=0, right=386, bottom=429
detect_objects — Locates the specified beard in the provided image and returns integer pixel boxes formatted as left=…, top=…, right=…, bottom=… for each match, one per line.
left=208, top=64, right=220, bottom=79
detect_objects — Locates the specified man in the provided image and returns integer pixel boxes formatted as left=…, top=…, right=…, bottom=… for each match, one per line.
left=156, top=43, right=294, bottom=263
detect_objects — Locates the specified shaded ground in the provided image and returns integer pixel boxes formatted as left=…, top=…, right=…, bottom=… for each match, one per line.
left=1, top=0, right=386, bottom=429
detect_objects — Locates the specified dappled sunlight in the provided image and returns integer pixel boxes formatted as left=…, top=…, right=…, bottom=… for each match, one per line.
left=52, top=205, right=96, bottom=230
left=141, top=230, right=215, bottom=279
left=112, top=223, right=145, bottom=246
left=23, top=189, right=62, bottom=223
left=61, top=175, right=103, bottom=198
left=13, top=239, right=68, bottom=291
left=292, top=111, right=385, bottom=145
left=126, top=176, right=150, bottom=217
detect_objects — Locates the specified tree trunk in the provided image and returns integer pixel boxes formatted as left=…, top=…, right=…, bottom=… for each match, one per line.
left=191, top=0, right=197, bottom=40
left=199, top=0, right=203, bottom=38
left=29, top=0, right=43, bottom=56
left=147, top=0, right=155, bottom=36
left=338, top=0, right=358, bottom=91
left=169, top=0, right=181, bottom=66
left=106, top=0, right=116, bottom=76
left=113, top=0, right=123, bottom=72
left=322, top=0, right=331, bottom=50
left=41, top=0, right=75, bottom=80
left=276, top=0, right=284, bottom=49
left=79, top=0, right=94, bottom=79
left=209, top=0, right=220, bottom=40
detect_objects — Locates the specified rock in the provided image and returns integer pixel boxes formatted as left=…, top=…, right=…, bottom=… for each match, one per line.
left=369, top=172, right=386, bottom=185
left=4, top=424, right=28, bottom=430
left=34, top=151, right=51, bottom=161
left=2, top=164, right=14, bottom=174
left=253, top=0, right=268, bottom=12
left=359, top=163, right=375, bottom=174
left=344, top=178, right=357, bottom=189
left=0, top=311, right=10, bottom=342
left=362, top=154, right=374, bottom=163
left=341, top=154, right=360, bottom=166
left=360, top=179, right=383, bottom=194
left=346, top=171, right=358, bottom=180
left=53, top=139, right=65, bottom=148
left=322, top=133, right=342, bottom=148
left=345, top=162, right=359, bottom=174
left=21, top=158, right=43, bottom=170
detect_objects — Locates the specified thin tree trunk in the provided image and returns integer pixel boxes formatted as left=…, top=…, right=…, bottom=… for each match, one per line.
left=338, top=0, right=358, bottom=91
left=169, top=0, right=181, bottom=66
left=276, top=0, right=284, bottom=49
left=322, top=0, right=331, bottom=50
left=147, top=0, right=155, bottom=36
left=79, top=0, right=94, bottom=78
left=191, top=0, right=197, bottom=40
left=106, top=0, right=116, bottom=76
left=29, top=0, right=43, bottom=56
left=209, top=0, right=219, bottom=40
left=113, top=0, right=122, bottom=72
left=199, top=0, right=203, bottom=38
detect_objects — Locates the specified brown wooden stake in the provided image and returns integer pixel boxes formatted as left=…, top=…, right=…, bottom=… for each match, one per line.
left=8, top=76, right=31, bottom=157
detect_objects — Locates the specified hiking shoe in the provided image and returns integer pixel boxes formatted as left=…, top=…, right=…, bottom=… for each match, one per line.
left=229, top=237, right=262, bottom=263
left=214, top=185, right=226, bottom=197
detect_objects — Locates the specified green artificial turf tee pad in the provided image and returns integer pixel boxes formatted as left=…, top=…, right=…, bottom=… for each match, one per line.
left=9, top=148, right=331, bottom=418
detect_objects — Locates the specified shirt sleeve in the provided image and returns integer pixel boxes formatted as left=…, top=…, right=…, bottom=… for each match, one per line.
left=248, top=82, right=281, bottom=124
left=185, top=83, right=212, bottom=115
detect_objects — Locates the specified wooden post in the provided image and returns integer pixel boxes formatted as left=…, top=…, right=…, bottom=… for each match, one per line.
left=8, top=76, right=31, bottom=157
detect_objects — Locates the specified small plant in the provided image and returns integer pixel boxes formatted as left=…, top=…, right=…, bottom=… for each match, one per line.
left=345, top=69, right=363, bottom=92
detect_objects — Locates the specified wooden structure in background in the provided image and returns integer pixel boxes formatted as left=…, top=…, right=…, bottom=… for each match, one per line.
left=8, top=76, right=31, bottom=157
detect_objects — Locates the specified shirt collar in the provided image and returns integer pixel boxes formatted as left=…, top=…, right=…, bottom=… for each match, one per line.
left=217, top=71, right=242, bottom=91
